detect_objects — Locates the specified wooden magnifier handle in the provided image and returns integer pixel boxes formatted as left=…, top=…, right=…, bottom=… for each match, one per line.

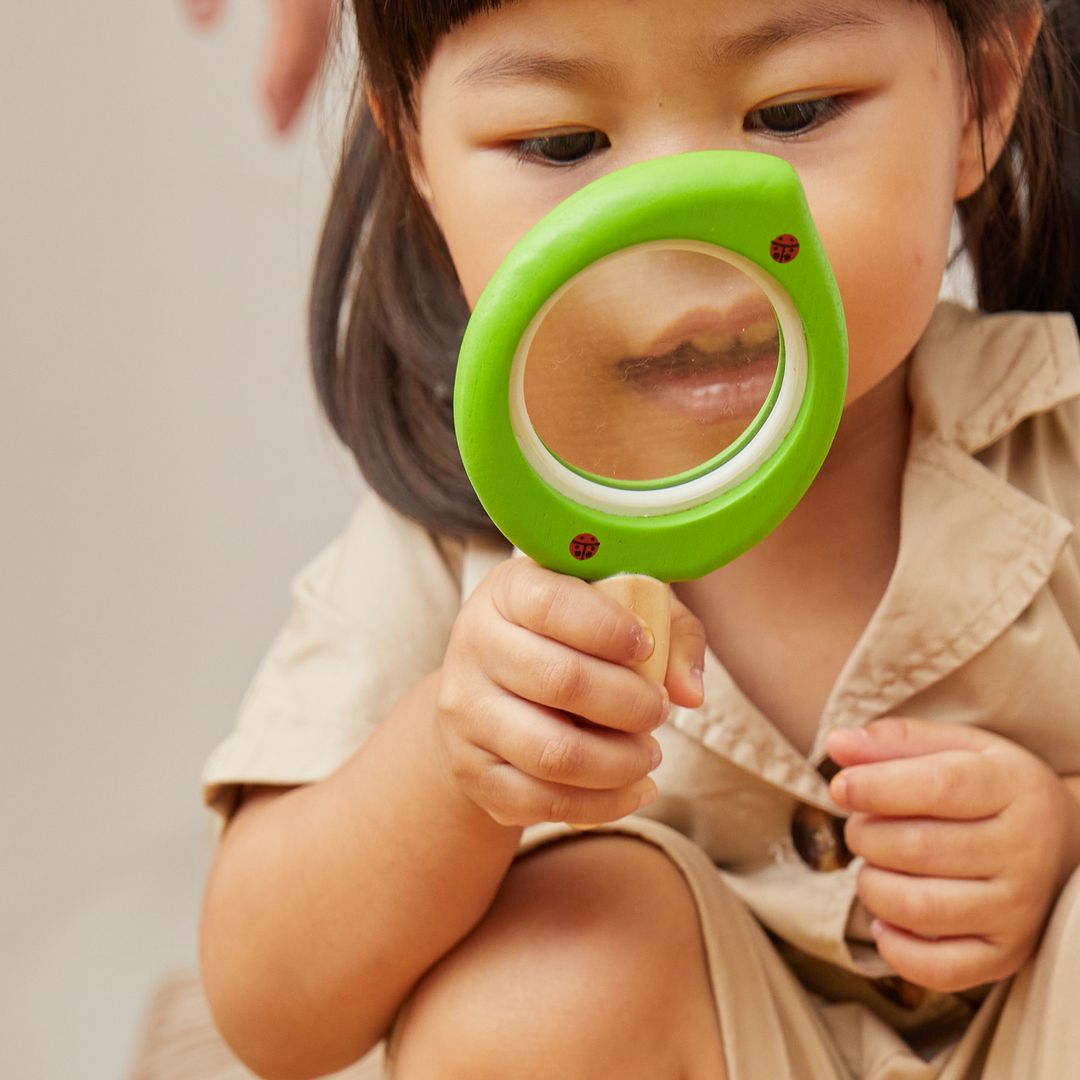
left=568, top=574, right=670, bottom=831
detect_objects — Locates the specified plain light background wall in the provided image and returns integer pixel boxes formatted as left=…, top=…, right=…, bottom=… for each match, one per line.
left=1, top=4, right=361, bottom=1076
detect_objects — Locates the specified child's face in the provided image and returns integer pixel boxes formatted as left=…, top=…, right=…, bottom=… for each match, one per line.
left=411, top=0, right=979, bottom=407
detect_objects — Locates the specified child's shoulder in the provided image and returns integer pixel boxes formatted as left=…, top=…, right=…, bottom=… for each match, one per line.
left=307, top=491, right=511, bottom=619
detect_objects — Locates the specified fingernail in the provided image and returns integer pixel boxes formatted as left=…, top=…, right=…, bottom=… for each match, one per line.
left=689, top=663, right=704, bottom=696
left=831, top=773, right=848, bottom=805
left=870, top=918, right=885, bottom=939
left=634, top=619, right=655, bottom=660
left=660, top=688, right=672, bottom=724
left=637, top=784, right=658, bottom=809
left=649, top=740, right=663, bottom=770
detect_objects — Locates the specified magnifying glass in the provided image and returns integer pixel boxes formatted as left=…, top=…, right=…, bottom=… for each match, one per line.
left=455, top=150, right=847, bottom=682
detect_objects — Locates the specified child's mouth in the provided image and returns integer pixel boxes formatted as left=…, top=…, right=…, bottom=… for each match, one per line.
left=616, top=303, right=780, bottom=426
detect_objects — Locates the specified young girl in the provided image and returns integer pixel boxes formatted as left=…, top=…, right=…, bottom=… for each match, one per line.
left=199, top=1, right=1080, bottom=1076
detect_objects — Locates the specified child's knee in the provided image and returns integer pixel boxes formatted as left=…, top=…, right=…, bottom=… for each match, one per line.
left=389, top=835, right=722, bottom=1079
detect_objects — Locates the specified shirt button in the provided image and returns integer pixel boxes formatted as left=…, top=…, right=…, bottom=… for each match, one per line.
left=791, top=803, right=853, bottom=871
left=791, top=756, right=852, bottom=872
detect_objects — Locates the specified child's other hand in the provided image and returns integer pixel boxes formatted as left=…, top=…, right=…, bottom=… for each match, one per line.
left=180, top=0, right=332, bottom=134
left=435, top=558, right=706, bottom=828
left=827, top=719, right=1080, bottom=993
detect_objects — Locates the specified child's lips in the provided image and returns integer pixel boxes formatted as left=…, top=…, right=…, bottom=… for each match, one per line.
left=616, top=302, right=780, bottom=426
left=634, top=299, right=777, bottom=361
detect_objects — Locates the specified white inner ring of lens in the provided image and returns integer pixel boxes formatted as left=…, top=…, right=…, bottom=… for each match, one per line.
left=509, top=240, right=807, bottom=516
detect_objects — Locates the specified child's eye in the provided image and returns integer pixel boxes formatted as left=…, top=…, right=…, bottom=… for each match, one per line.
left=509, top=130, right=611, bottom=167
left=746, top=96, right=852, bottom=138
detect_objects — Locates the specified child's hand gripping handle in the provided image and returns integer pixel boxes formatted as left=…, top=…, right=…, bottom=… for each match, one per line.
left=568, top=573, right=670, bottom=830
left=592, top=574, right=671, bottom=683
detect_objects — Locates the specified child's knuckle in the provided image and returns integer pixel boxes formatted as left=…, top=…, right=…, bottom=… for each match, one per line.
left=628, top=684, right=666, bottom=732
left=535, top=731, right=585, bottom=782
left=905, top=888, right=942, bottom=930
left=594, top=603, right=634, bottom=657
left=896, top=823, right=929, bottom=864
left=474, top=761, right=512, bottom=811
left=435, top=676, right=468, bottom=722
left=486, top=559, right=519, bottom=611
left=924, top=760, right=955, bottom=807
left=545, top=788, right=579, bottom=824
left=541, top=653, right=590, bottom=710
left=523, top=576, right=572, bottom=637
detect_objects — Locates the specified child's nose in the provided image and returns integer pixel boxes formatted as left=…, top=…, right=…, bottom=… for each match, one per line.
left=619, top=123, right=746, bottom=168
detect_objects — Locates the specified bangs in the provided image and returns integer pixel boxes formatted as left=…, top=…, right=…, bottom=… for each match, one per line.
left=355, top=0, right=510, bottom=118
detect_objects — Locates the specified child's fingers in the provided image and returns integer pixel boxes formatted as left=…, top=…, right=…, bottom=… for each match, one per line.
left=489, top=559, right=654, bottom=668
left=471, top=690, right=660, bottom=791
left=472, top=757, right=657, bottom=828
left=665, top=594, right=706, bottom=708
left=844, top=814, right=1004, bottom=879
left=869, top=918, right=1013, bottom=993
left=826, top=717, right=998, bottom=767
left=831, top=749, right=1005, bottom=819
left=857, top=865, right=1002, bottom=939
left=483, top=622, right=669, bottom=735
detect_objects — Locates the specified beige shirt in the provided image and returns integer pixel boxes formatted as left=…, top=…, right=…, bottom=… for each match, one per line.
left=203, top=300, right=1080, bottom=981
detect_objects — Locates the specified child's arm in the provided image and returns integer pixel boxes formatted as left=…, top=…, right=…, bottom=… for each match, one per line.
left=200, top=671, right=522, bottom=1078
left=827, top=719, right=1080, bottom=994
left=200, top=557, right=704, bottom=1078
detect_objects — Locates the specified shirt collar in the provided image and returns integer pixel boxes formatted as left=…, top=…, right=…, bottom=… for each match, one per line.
left=907, top=301, right=1080, bottom=452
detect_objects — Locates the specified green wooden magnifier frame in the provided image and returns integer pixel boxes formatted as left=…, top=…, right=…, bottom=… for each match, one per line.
left=454, top=150, right=847, bottom=583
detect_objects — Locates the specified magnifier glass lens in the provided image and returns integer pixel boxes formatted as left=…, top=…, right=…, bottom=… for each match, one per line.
left=523, top=246, right=781, bottom=485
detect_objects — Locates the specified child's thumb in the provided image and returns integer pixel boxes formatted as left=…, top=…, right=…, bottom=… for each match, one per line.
left=665, top=595, right=707, bottom=709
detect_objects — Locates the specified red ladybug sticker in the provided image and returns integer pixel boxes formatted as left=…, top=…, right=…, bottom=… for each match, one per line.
left=770, top=234, right=800, bottom=263
left=569, top=533, right=600, bottom=561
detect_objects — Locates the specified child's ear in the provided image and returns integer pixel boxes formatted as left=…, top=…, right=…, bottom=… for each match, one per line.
left=954, top=6, right=1043, bottom=201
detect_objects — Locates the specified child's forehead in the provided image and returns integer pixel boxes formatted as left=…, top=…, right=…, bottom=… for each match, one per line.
left=443, top=0, right=898, bottom=42
left=426, top=0, right=940, bottom=84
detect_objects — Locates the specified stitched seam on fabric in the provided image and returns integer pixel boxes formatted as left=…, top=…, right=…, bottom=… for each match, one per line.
left=916, top=439, right=1058, bottom=531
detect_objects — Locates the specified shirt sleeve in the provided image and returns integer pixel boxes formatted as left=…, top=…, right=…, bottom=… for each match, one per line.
left=200, top=494, right=465, bottom=820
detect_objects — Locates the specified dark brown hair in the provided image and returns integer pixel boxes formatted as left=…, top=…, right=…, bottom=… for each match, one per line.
left=310, top=1, right=1080, bottom=538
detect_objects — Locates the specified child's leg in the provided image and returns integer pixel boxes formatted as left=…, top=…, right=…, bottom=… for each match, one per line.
left=388, top=834, right=726, bottom=1080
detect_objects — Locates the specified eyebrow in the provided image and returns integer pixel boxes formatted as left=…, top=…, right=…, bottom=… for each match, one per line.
left=453, top=6, right=885, bottom=90
left=454, top=50, right=618, bottom=91
left=704, top=6, right=883, bottom=66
